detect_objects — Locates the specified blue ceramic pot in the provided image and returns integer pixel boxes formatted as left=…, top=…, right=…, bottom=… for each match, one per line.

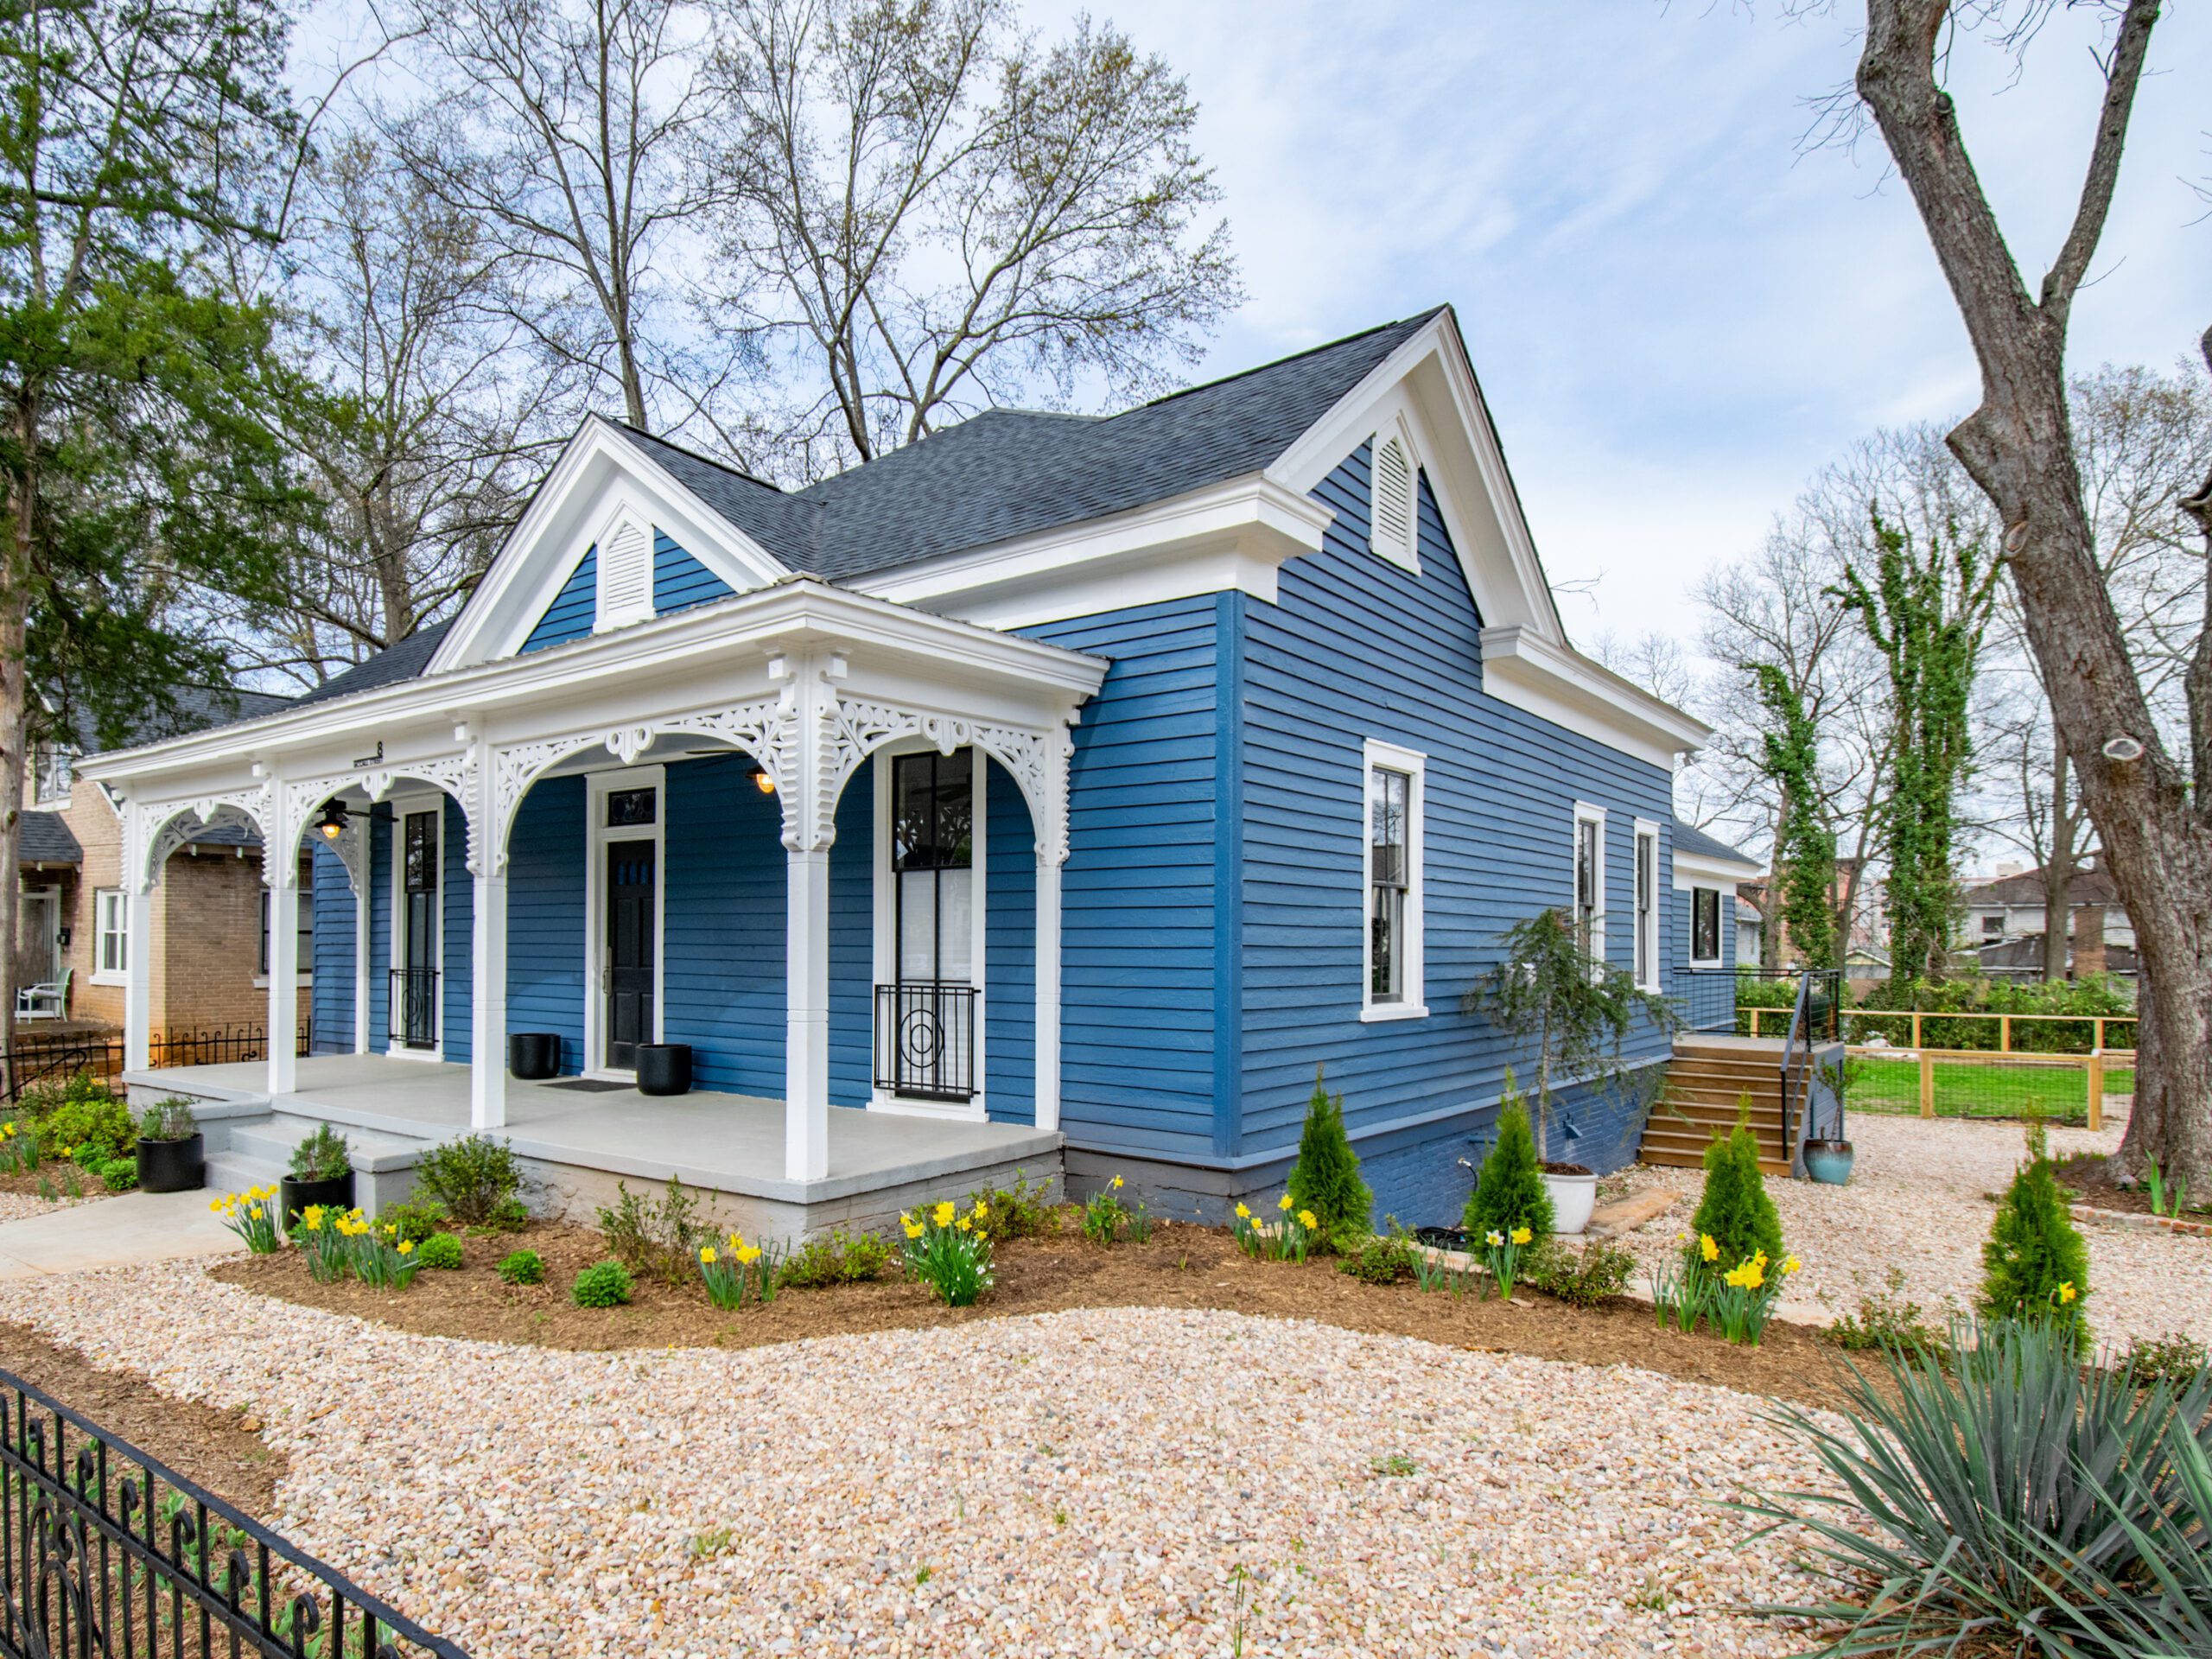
left=1804, top=1139, right=1855, bottom=1185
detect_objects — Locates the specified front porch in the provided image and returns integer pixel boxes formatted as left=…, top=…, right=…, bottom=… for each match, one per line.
left=129, top=1053, right=1062, bottom=1235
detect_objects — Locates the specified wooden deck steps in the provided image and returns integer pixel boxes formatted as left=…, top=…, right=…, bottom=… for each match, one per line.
left=1641, top=1038, right=1793, bottom=1177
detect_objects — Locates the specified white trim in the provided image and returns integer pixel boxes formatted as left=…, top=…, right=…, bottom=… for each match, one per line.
left=590, top=502, right=656, bottom=633
left=855, top=474, right=1332, bottom=630
left=1361, top=739, right=1427, bottom=1020
left=1688, top=884, right=1725, bottom=968
left=583, top=764, right=668, bottom=1076
left=868, top=744, right=989, bottom=1121
left=1480, top=626, right=1712, bottom=770
left=1632, top=818, right=1662, bottom=993
left=1573, top=802, right=1606, bottom=969
left=1673, top=848, right=1763, bottom=888
left=91, top=887, right=128, bottom=986
left=385, top=791, right=447, bottom=1062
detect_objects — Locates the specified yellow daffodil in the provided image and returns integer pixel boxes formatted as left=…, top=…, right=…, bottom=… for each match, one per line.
left=933, top=1200, right=956, bottom=1227
left=397, top=1239, right=415, bottom=1255
left=1782, top=1255, right=1802, bottom=1276
left=1234, top=1203, right=1251, bottom=1220
left=246, top=1205, right=264, bottom=1221
left=904, top=1222, right=925, bottom=1240
left=209, top=1198, right=223, bottom=1212
left=302, top=1205, right=325, bottom=1230
left=1297, top=1209, right=1319, bottom=1230
left=1277, top=1194, right=1293, bottom=1212
left=2059, top=1281, right=2078, bottom=1305
left=1700, top=1234, right=1720, bottom=1263
left=1485, top=1230, right=1504, bottom=1248
left=735, top=1245, right=762, bottom=1265
left=728, top=1232, right=745, bottom=1251
left=956, top=1216, right=972, bottom=1233
left=700, top=1245, right=718, bottom=1265
left=974, top=1201, right=989, bottom=1219
left=1510, top=1226, right=1532, bottom=1247
left=1110, top=1176, right=1125, bottom=1191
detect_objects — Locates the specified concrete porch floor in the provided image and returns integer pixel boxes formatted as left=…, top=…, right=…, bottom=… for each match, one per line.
left=124, top=1054, right=1062, bottom=1230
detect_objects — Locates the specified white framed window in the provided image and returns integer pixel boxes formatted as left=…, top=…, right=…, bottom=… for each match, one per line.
left=92, top=887, right=128, bottom=983
left=257, top=859, right=316, bottom=982
left=1362, top=740, right=1427, bottom=1020
left=1690, top=887, right=1722, bottom=966
left=1368, top=423, right=1420, bottom=571
left=1572, top=804, right=1605, bottom=967
left=1632, top=820, right=1661, bottom=990
left=29, top=742, right=73, bottom=806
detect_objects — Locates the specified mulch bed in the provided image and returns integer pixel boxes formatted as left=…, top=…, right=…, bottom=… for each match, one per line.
left=2055, top=1154, right=2212, bottom=1221
left=213, top=1217, right=1867, bottom=1414
left=0, top=1167, right=110, bottom=1201
left=0, top=1320, right=285, bottom=1516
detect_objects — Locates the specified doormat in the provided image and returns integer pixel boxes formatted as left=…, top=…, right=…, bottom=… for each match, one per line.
left=543, top=1078, right=632, bottom=1093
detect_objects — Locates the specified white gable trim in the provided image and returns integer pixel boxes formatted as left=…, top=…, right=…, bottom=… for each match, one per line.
left=431, top=418, right=791, bottom=673
left=1674, top=848, right=1762, bottom=889
left=1481, top=626, right=1708, bottom=769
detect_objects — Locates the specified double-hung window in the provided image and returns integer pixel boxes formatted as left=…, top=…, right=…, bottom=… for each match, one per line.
left=1362, top=741, right=1426, bottom=1019
left=93, top=888, right=128, bottom=982
left=1690, top=887, right=1722, bottom=965
left=258, top=864, right=316, bottom=978
left=1573, top=805, right=1605, bottom=965
left=1633, top=821, right=1660, bottom=990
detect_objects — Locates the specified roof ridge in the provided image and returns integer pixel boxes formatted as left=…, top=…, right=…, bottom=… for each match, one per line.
left=1129, top=307, right=1446, bottom=415
left=604, top=416, right=790, bottom=496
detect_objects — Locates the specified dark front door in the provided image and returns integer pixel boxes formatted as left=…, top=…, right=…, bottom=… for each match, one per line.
left=397, top=809, right=439, bottom=1048
left=605, top=839, right=656, bottom=1069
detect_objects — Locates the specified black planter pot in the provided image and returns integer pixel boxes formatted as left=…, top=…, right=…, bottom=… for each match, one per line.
left=509, top=1031, right=561, bottom=1080
left=135, top=1134, right=204, bottom=1194
left=635, top=1043, right=692, bottom=1097
left=280, top=1170, right=355, bottom=1230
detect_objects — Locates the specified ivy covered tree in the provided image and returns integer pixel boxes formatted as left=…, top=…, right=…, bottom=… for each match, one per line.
left=1752, top=663, right=1839, bottom=970
left=1835, top=515, right=1999, bottom=982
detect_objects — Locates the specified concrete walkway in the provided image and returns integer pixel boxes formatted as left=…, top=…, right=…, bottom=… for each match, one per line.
left=0, top=1189, right=239, bottom=1281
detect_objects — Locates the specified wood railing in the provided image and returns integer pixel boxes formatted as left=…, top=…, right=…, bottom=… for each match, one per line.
left=1740, top=1005, right=2137, bottom=1052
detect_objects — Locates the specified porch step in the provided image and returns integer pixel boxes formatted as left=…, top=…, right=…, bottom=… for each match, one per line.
left=202, top=1114, right=429, bottom=1217
left=1642, top=1037, right=1796, bottom=1178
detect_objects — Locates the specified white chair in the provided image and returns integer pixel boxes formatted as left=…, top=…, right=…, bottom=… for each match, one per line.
left=17, top=965, right=70, bottom=1020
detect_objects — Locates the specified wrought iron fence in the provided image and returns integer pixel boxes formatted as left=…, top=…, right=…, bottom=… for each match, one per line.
left=1, top=1368, right=467, bottom=1659
left=873, top=982, right=978, bottom=1102
left=3, top=1027, right=307, bottom=1106
left=387, top=970, right=437, bottom=1052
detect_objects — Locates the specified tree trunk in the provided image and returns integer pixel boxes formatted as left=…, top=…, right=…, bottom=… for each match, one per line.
left=0, top=430, right=34, bottom=1091
left=1855, top=0, right=2212, bottom=1185
left=2044, top=731, right=2074, bottom=980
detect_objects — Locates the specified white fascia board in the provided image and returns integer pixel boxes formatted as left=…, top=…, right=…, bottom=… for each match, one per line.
left=430, top=417, right=792, bottom=673
left=78, top=579, right=1109, bottom=789
left=853, top=474, right=1332, bottom=629
left=1673, top=849, right=1763, bottom=889
left=1480, top=625, right=1712, bottom=770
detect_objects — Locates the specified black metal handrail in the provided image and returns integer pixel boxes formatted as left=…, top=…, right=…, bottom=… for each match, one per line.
left=1778, top=969, right=1842, bottom=1171
left=3, top=1026, right=306, bottom=1103
left=873, top=982, right=978, bottom=1102
left=388, top=969, right=438, bottom=1051
left=2, top=1368, right=466, bottom=1659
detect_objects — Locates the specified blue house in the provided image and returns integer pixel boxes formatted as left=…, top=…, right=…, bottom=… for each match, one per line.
left=88, top=308, right=1738, bottom=1232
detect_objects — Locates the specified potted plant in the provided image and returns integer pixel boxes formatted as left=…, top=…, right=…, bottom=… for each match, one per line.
left=1461, top=907, right=1677, bottom=1236
left=1803, top=1139, right=1855, bottom=1184
left=134, top=1098, right=204, bottom=1193
left=281, top=1125, right=354, bottom=1229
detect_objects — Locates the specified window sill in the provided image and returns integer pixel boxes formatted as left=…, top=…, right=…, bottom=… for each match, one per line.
left=90, top=971, right=128, bottom=988
left=251, top=975, right=315, bottom=988
left=1687, top=957, right=1723, bottom=970
left=1359, top=1001, right=1430, bottom=1023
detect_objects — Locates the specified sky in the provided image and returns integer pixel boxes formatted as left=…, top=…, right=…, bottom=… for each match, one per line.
left=1021, top=0, right=2209, bottom=661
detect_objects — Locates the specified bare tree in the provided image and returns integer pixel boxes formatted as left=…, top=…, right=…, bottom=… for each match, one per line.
left=1847, top=0, right=2212, bottom=1181
left=389, top=0, right=741, bottom=436
left=700, top=0, right=1242, bottom=471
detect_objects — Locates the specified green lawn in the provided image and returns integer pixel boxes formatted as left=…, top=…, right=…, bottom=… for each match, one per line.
left=1847, top=1055, right=2133, bottom=1125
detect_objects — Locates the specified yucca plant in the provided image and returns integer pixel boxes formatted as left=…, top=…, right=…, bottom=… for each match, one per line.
left=1741, top=1318, right=2212, bottom=1657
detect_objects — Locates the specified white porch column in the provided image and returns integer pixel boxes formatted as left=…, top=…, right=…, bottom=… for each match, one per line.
left=266, top=867, right=299, bottom=1095
left=785, top=845, right=831, bottom=1181
left=124, top=885, right=153, bottom=1071
left=353, top=874, right=372, bottom=1055
left=471, top=865, right=508, bottom=1129
left=1033, top=851, right=1063, bottom=1134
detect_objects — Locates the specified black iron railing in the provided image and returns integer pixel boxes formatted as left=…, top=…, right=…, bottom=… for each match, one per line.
left=2, top=1368, right=467, bottom=1659
left=1779, top=969, right=1844, bottom=1171
left=388, top=969, right=438, bottom=1051
left=3, top=1026, right=307, bottom=1104
left=873, top=982, right=978, bottom=1102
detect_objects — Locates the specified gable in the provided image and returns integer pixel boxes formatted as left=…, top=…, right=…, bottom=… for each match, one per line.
left=430, top=418, right=786, bottom=672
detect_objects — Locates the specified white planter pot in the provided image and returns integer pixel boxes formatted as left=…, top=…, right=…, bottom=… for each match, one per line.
left=1543, top=1170, right=1599, bottom=1237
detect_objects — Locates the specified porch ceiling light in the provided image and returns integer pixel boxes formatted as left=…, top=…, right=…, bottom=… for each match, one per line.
left=315, top=799, right=350, bottom=842
left=752, top=766, right=776, bottom=796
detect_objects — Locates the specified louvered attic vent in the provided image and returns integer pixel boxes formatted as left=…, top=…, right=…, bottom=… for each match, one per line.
left=1370, top=433, right=1417, bottom=568
left=594, top=517, right=653, bottom=630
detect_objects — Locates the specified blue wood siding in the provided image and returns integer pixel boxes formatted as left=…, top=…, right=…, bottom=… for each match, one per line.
left=1234, top=445, right=1678, bottom=1217
left=505, top=775, right=587, bottom=1074
left=442, top=796, right=473, bottom=1063
left=663, top=753, right=787, bottom=1096
left=827, top=771, right=874, bottom=1108
left=308, top=842, right=353, bottom=1054
left=984, top=757, right=1036, bottom=1125
left=652, top=531, right=734, bottom=617
left=1016, top=598, right=1222, bottom=1162
left=366, top=810, right=391, bottom=1051
left=521, top=545, right=595, bottom=652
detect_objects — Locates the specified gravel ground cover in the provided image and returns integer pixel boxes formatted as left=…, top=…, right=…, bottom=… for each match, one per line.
left=1611, top=1112, right=2212, bottom=1346
left=0, top=1185, right=104, bottom=1222
left=11, top=1261, right=1834, bottom=1659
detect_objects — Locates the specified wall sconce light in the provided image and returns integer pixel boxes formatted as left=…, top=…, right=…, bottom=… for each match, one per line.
left=752, top=767, right=777, bottom=796
left=315, top=799, right=350, bottom=842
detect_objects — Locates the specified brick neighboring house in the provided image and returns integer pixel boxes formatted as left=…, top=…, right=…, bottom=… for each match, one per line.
left=16, top=688, right=308, bottom=1040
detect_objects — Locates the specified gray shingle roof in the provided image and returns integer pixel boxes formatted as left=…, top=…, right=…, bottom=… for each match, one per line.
left=17, top=810, right=80, bottom=865
left=293, top=620, right=455, bottom=708
left=1674, top=821, right=1758, bottom=867
left=60, top=684, right=294, bottom=753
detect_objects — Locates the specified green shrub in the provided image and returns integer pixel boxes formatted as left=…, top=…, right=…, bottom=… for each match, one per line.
left=596, top=1176, right=709, bottom=1286
left=1847, top=972, right=2133, bottom=1052
left=1335, top=1227, right=1418, bottom=1286
left=479, top=1195, right=530, bottom=1233
left=413, top=1135, right=522, bottom=1226
left=98, top=1159, right=138, bottom=1193
left=2119, top=1331, right=2209, bottom=1387
left=570, top=1261, right=633, bottom=1307
left=964, top=1172, right=1059, bottom=1242
left=1523, top=1239, right=1635, bottom=1307
left=288, top=1124, right=351, bottom=1180
left=1287, top=1068, right=1371, bottom=1240
left=416, top=1232, right=465, bottom=1270
left=24, top=1077, right=134, bottom=1165
left=1980, top=1152, right=2091, bottom=1351
left=378, top=1197, right=449, bottom=1246
left=1688, top=1108, right=1784, bottom=1270
left=496, top=1249, right=545, bottom=1287
left=1745, top=1319, right=2212, bottom=1657
left=1829, top=1268, right=1943, bottom=1358
left=1463, top=1083, right=1554, bottom=1244
left=776, top=1228, right=892, bottom=1288
left=137, top=1098, right=198, bottom=1141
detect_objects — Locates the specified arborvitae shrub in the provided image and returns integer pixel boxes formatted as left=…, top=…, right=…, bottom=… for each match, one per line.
left=1463, top=1079, right=1554, bottom=1243
left=1287, top=1068, right=1372, bottom=1240
left=1688, top=1106, right=1785, bottom=1271
left=1980, top=1154, right=2091, bottom=1352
